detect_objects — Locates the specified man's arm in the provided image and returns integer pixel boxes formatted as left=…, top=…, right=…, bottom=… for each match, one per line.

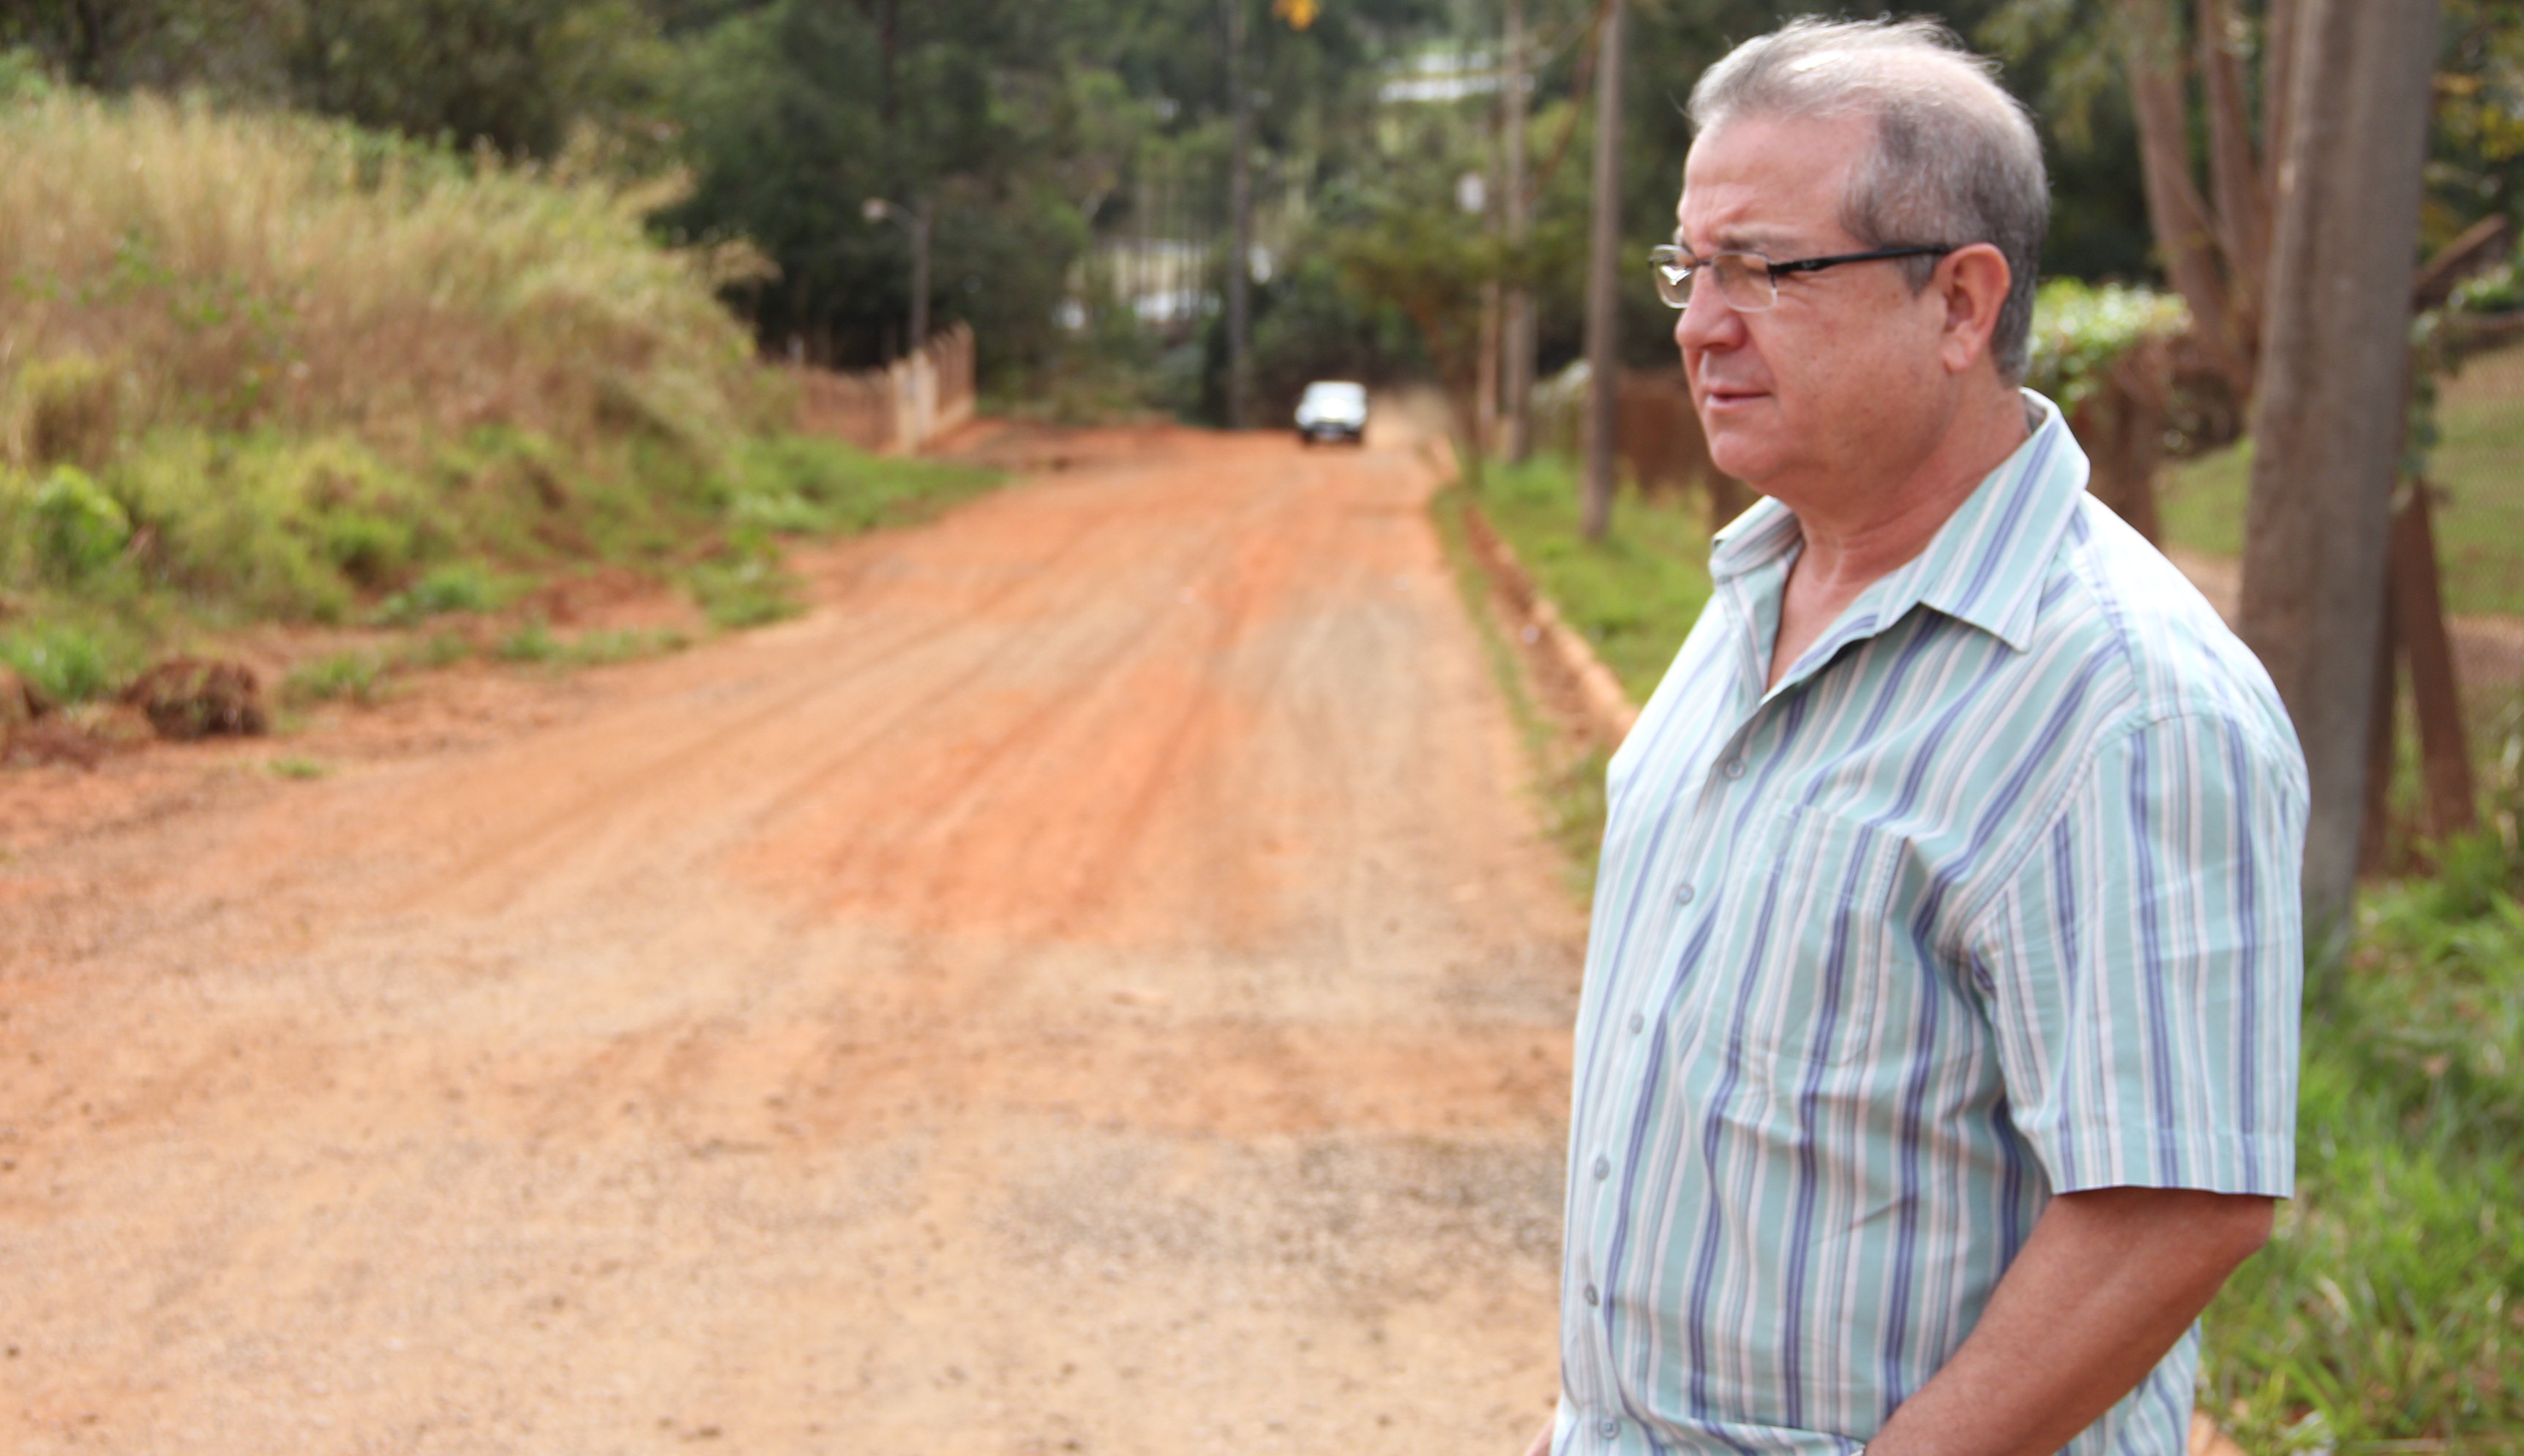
left=1865, top=1185, right=2272, bottom=1456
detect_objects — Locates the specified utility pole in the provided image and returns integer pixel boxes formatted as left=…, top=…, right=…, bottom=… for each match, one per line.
left=2235, top=0, right=2439, bottom=969
left=862, top=195, right=932, bottom=356
left=1224, top=0, right=1254, bottom=429
left=1580, top=0, right=1625, bottom=541
left=1502, top=0, right=1535, bottom=462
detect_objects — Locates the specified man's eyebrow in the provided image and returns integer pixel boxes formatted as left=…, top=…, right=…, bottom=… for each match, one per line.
left=1673, top=226, right=1790, bottom=255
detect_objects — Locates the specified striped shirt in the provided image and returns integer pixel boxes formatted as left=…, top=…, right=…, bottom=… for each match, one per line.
left=1554, top=392, right=2307, bottom=1456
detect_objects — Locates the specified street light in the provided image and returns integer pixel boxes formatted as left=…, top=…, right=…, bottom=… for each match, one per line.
left=862, top=195, right=932, bottom=356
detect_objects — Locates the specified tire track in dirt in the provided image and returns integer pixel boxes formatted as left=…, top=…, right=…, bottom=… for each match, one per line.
left=1, top=422, right=1584, bottom=1455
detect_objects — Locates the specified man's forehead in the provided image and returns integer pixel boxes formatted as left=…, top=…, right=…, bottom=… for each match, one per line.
left=1675, top=113, right=1863, bottom=251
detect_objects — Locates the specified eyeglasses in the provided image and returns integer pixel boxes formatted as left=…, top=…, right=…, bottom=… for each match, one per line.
left=1647, top=243, right=1955, bottom=311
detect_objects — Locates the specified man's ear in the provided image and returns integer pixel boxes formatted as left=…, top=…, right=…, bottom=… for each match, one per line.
left=1936, top=243, right=2012, bottom=376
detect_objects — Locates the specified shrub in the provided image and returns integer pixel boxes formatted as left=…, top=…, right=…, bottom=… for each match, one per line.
left=2023, top=279, right=2190, bottom=411
left=30, top=465, right=130, bottom=582
left=0, top=620, right=123, bottom=702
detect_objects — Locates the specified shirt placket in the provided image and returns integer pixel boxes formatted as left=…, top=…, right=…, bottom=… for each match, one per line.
left=1577, top=575, right=1783, bottom=1446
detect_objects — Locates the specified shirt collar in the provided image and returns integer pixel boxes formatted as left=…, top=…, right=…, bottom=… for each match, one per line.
left=1707, top=389, right=2087, bottom=655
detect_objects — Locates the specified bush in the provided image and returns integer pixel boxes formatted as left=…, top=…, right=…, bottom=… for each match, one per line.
left=2023, top=279, right=2190, bottom=411
left=0, top=620, right=126, bottom=702
left=30, top=465, right=130, bottom=582
left=104, top=431, right=457, bottom=622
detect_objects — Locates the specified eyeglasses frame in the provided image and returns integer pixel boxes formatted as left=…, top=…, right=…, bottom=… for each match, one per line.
left=1647, top=242, right=1958, bottom=311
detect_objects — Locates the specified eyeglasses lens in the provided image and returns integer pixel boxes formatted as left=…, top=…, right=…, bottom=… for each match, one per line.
left=1650, top=250, right=1775, bottom=311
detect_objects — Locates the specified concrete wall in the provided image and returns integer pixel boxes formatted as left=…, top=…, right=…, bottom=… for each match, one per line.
left=790, top=322, right=976, bottom=454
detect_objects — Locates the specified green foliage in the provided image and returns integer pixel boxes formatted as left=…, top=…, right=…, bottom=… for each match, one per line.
left=0, top=618, right=132, bottom=702
left=265, top=754, right=332, bottom=779
left=102, top=431, right=452, bottom=623
left=2023, top=279, right=2190, bottom=410
left=287, top=0, right=665, bottom=159
left=29, top=465, right=132, bottom=583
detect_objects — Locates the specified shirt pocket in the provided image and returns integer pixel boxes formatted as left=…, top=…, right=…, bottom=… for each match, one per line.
left=1709, top=806, right=1907, bottom=1072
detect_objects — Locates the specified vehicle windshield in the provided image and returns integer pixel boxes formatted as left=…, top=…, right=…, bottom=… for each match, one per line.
left=1301, top=383, right=1366, bottom=409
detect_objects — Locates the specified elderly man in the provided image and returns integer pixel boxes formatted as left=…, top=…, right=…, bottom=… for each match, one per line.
left=1527, top=18, right=2307, bottom=1456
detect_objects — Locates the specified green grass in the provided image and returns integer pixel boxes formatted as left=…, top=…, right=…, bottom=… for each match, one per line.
left=2162, top=342, right=2524, bottom=618
left=0, top=615, right=146, bottom=703
left=2201, top=806, right=2524, bottom=1451
left=281, top=648, right=392, bottom=705
left=1431, top=480, right=1615, bottom=897
left=264, top=754, right=331, bottom=779
left=1471, top=454, right=1717, bottom=702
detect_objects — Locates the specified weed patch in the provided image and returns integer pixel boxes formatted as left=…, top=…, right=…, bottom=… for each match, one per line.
left=282, top=649, right=393, bottom=706
left=1471, top=455, right=1714, bottom=701
left=0, top=618, right=138, bottom=702
left=494, top=619, right=561, bottom=664
left=685, top=556, right=800, bottom=629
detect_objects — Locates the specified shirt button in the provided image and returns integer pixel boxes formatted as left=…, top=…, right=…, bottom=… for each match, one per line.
left=1673, top=882, right=1694, bottom=907
left=1598, top=1416, right=1621, bottom=1439
left=1722, top=758, right=1747, bottom=780
left=1592, top=1155, right=1610, bottom=1179
left=1628, top=1011, right=1644, bottom=1034
left=1584, top=1283, right=1600, bottom=1306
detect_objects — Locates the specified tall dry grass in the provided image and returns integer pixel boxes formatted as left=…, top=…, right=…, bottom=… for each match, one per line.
left=0, top=89, right=777, bottom=466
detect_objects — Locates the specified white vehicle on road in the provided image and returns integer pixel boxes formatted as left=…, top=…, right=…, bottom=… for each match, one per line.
left=1293, top=380, right=1369, bottom=446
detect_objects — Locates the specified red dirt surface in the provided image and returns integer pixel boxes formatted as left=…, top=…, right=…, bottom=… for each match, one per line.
left=0, top=419, right=1584, bottom=1454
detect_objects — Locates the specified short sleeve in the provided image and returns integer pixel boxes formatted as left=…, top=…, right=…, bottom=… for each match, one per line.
left=1967, top=710, right=2307, bottom=1197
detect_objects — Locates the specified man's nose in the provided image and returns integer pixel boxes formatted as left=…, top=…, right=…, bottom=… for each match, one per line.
left=1674, top=280, right=1745, bottom=356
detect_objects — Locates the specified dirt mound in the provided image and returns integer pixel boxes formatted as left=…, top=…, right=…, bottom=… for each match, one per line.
left=121, top=656, right=266, bottom=740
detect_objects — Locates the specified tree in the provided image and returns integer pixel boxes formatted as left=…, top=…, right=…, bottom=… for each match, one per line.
left=2237, top=0, right=2441, bottom=965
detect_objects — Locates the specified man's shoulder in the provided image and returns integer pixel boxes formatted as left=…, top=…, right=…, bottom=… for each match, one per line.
left=2020, top=495, right=2302, bottom=771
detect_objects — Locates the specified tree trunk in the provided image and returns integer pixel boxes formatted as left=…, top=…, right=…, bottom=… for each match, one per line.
left=1580, top=0, right=1625, bottom=542
left=2392, top=482, right=2476, bottom=841
left=1224, top=0, right=1253, bottom=429
left=2236, top=0, right=2440, bottom=967
left=2198, top=0, right=2269, bottom=347
left=1503, top=0, right=1536, bottom=462
left=2124, top=0, right=2251, bottom=401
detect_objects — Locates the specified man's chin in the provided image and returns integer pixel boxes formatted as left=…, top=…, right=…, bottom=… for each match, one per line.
left=1703, top=429, right=1782, bottom=489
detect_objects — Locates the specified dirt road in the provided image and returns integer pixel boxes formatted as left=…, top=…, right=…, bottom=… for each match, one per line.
left=1, top=422, right=1586, bottom=1453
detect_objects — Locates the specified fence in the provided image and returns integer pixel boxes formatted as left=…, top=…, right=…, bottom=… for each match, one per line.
left=790, top=323, right=975, bottom=454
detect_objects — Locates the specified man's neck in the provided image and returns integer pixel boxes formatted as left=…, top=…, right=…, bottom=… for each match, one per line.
left=1784, top=387, right=2030, bottom=598
left=1763, top=386, right=2031, bottom=688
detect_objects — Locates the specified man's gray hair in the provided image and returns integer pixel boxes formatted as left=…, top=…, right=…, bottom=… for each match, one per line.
left=1687, top=17, right=2049, bottom=380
